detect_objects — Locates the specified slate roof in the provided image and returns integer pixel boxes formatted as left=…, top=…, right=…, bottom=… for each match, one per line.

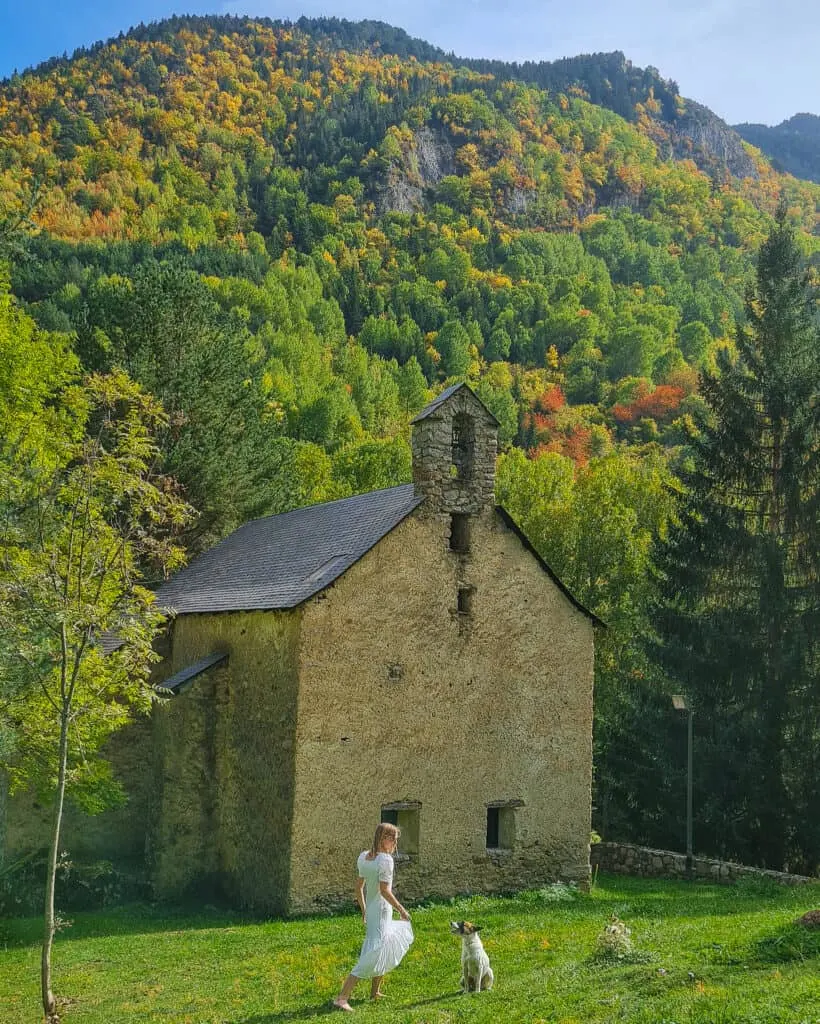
left=154, top=484, right=423, bottom=615
left=411, top=382, right=499, bottom=425
left=160, top=652, right=229, bottom=694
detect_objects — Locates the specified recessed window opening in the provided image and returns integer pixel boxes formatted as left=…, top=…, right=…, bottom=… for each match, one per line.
left=457, top=585, right=474, bottom=616
left=451, top=413, right=475, bottom=481
left=381, top=802, right=421, bottom=856
left=486, top=803, right=518, bottom=850
left=450, top=513, right=471, bottom=554
left=486, top=807, right=500, bottom=849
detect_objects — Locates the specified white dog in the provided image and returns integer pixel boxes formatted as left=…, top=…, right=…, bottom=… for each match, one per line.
left=450, top=921, right=494, bottom=992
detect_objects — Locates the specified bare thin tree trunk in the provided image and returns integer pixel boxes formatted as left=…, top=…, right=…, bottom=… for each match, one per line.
left=41, top=709, right=69, bottom=1023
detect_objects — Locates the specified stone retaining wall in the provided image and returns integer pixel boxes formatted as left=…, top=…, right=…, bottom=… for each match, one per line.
left=591, top=842, right=817, bottom=886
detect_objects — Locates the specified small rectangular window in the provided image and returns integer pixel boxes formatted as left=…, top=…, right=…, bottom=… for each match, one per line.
left=486, top=803, right=518, bottom=850
left=450, top=513, right=470, bottom=553
left=381, top=802, right=421, bottom=856
left=457, top=585, right=474, bottom=616
left=486, top=807, right=500, bottom=849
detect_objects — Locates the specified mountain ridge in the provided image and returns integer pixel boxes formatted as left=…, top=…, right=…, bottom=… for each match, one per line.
left=1, top=14, right=817, bottom=478
left=734, top=113, right=820, bottom=183
left=4, top=14, right=768, bottom=185
left=0, top=10, right=817, bottom=545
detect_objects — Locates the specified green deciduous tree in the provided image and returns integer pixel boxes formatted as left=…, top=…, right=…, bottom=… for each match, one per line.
left=0, top=279, right=82, bottom=768
left=650, top=207, right=820, bottom=871
left=0, top=369, right=192, bottom=1023
left=436, top=319, right=472, bottom=378
left=496, top=446, right=677, bottom=843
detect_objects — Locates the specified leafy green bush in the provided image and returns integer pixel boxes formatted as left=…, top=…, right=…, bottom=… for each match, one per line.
left=518, top=881, right=581, bottom=904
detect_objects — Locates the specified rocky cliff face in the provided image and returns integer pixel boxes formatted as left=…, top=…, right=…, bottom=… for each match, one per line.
left=648, top=101, right=759, bottom=180
left=374, top=127, right=455, bottom=214
left=374, top=100, right=762, bottom=221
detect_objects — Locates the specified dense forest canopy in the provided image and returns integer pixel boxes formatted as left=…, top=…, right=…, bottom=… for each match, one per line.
left=1, top=15, right=818, bottom=861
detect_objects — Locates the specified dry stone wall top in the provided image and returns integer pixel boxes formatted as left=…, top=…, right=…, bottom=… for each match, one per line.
left=592, top=842, right=818, bottom=886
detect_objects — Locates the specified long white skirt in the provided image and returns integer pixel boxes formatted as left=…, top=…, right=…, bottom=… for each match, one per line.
left=351, top=897, right=413, bottom=979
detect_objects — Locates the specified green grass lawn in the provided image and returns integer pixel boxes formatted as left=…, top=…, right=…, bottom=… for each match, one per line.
left=1, top=875, right=818, bottom=1024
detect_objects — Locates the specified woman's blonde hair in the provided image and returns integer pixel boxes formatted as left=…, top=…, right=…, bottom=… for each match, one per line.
left=370, top=821, right=400, bottom=856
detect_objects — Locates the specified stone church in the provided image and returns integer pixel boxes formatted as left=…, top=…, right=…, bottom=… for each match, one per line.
left=3, top=384, right=599, bottom=915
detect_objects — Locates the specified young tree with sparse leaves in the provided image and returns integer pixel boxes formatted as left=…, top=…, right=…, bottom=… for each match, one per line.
left=0, top=368, right=192, bottom=1023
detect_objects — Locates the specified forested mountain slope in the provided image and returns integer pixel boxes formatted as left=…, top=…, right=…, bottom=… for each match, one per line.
left=735, top=113, right=820, bottom=184
left=2, top=15, right=819, bottom=862
left=1, top=14, right=818, bottom=548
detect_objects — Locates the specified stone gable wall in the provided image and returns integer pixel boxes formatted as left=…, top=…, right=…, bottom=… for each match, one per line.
left=591, top=842, right=818, bottom=886
left=288, top=506, right=595, bottom=914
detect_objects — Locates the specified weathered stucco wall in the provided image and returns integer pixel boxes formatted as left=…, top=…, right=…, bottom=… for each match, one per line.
left=151, top=610, right=299, bottom=913
left=3, top=715, right=154, bottom=867
left=288, top=507, right=594, bottom=914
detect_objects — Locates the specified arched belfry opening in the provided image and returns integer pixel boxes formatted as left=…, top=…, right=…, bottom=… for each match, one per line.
left=451, top=412, right=475, bottom=481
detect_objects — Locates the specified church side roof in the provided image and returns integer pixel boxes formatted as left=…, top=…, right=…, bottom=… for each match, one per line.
left=155, top=484, right=423, bottom=615
left=161, top=652, right=229, bottom=694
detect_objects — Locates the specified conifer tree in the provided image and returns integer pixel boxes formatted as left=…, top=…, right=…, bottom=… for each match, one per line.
left=651, top=206, right=820, bottom=871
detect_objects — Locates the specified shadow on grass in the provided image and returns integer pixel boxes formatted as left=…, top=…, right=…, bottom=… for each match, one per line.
left=2, top=876, right=817, bottom=949
left=237, top=992, right=460, bottom=1023
left=0, top=903, right=260, bottom=948
left=749, top=922, right=820, bottom=965
left=586, top=875, right=820, bottom=920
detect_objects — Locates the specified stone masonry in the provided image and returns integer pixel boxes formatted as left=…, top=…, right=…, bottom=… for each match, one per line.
left=411, top=385, right=498, bottom=517
left=592, top=842, right=818, bottom=886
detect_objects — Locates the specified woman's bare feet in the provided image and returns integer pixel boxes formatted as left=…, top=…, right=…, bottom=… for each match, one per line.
left=370, top=991, right=385, bottom=1000
left=333, top=998, right=354, bottom=1012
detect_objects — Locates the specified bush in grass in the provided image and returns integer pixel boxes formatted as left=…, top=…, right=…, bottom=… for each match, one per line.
left=596, top=914, right=633, bottom=957
left=520, top=882, right=581, bottom=904
left=732, top=874, right=787, bottom=898
left=0, top=853, right=44, bottom=916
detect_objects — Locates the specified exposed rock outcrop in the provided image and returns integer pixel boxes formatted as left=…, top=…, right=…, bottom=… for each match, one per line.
left=374, top=127, right=455, bottom=215
left=648, top=101, right=759, bottom=179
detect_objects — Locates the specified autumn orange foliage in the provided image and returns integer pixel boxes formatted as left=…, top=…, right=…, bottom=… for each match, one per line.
left=611, top=385, right=685, bottom=425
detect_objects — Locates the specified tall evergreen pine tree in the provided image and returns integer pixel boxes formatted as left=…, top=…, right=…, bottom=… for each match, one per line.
left=651, top=205, right=820, bottom=871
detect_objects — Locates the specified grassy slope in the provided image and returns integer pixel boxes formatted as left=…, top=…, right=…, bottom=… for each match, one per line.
left=1, top=876, right=819, bottom=1024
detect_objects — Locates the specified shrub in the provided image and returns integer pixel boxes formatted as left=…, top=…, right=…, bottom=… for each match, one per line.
left=518, top=882, right=581, bottom=905
left=596, top=914, right=633, bottom=957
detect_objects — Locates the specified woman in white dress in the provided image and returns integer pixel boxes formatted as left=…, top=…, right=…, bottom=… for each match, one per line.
left=333, top=822, right=413, bottom=1011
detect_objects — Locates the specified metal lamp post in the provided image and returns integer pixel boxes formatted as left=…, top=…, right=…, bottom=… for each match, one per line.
left=672, top=694, right=693, bottom=878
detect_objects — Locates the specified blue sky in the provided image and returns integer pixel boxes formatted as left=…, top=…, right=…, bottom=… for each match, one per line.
left=1, top=0, right=818, bottom=125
